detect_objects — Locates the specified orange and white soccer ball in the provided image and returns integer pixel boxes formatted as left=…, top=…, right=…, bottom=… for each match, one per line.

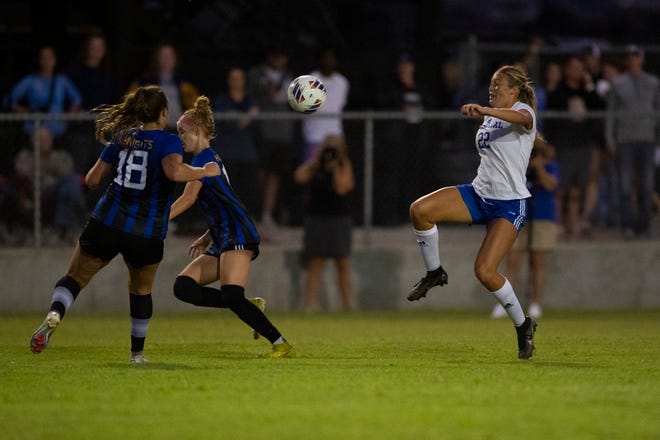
left=287, top=75, right=327, bottom=113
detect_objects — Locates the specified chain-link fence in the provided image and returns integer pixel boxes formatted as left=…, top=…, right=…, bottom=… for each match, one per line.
left=2, top=108, right=658, bottom=248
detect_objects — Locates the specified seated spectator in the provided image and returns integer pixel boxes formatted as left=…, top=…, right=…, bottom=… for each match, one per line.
left=126, top=42, right=199, bottom=130
left=8, top=45, right=82, bottom=144
left=12, top=127, right=87, bottom=244
left=0, top=160, right=32, bottom=246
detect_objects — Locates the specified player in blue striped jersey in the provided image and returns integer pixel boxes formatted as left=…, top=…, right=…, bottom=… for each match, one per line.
left=170, top=96, right=294, bottom=358
left=30, top=86, right=220, bottom=362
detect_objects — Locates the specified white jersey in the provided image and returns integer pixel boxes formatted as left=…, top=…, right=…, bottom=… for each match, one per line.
left=301, top=70, right=349, bottom=144
left=471, top=101, right=535, bottom=200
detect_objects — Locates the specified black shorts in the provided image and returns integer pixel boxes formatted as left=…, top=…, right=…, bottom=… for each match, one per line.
left=206, top=242, right=260, bottom=260
left=79, top=218, right=164, bottom=268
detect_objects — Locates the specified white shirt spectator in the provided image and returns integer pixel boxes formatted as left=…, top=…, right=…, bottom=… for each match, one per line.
left=301, top=69, right=349, bottom=160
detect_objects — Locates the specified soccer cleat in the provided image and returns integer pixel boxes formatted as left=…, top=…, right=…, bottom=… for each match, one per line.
left=516, top=317, right=537, bottom=359
left=264, top=341, right=295, bottom=358
left=30, top=311, right=61, bottom=354
left=129, top=351, right=149, bottom=364
left=407, top=266, right=448, bottom=301
left=249, top=297, right=267, bottom=339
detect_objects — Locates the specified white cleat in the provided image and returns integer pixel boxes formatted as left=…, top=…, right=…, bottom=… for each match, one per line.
left=130, top=351, right=149, bottom=364
left=30, top=311, right=61, bottom=353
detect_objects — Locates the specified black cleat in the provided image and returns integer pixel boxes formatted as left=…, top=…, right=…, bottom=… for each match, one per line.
left=516, top=317, right=537, bottom=359
left=407, top=266, right=448, bottom=301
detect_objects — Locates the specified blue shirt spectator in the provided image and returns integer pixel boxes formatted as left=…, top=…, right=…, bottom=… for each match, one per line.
left=9, top=46, right=82, bottom=139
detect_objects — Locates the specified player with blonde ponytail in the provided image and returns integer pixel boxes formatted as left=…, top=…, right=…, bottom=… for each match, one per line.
left=170, top=96, right=295, bottom=358
left=407, top=65, right=539, bottom=359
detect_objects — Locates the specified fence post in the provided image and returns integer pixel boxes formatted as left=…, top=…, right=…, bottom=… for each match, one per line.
left=33, top=118, right=42, bottom=248
left=363, top=113, right=374, bottom=247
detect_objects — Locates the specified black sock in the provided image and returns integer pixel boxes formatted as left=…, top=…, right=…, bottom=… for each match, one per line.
left=173, top=276, right=226, bottom=308
left=221, top=284, right=282, bottom=344
left=129, top=293, right=152, bottom=353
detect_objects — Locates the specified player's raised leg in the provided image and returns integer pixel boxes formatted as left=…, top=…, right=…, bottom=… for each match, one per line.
left=407, top=187, right=471, bottom=301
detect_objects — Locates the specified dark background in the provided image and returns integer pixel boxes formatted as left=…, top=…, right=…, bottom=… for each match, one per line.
left=2, top=0, right=659, bottom=106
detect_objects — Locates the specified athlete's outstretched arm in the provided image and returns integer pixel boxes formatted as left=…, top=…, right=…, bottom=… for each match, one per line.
left=162, top=153, right=219, bottom=182
left=461, top=104, right=533, bottom=130
left=169, top=180, right=203, bottom=220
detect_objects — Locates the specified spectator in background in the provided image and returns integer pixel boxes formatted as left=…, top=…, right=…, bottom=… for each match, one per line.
left=535, top=61, right=562, bottom=131
left=545, top=55, right=605, bottom=239
left=126, top=43, right=200, bottom=130
left=66, top=33, right=119, bottom=176
left=8, top=45, right=82, bottom=144
left=12, top=126, right=86, bottom=244
left=593, top=58, right=622, bottom=227
left=213, top=67, right=261, bottom=216
left=373, top=52, right=435, bottom=225
left=248, top=46, right=297, bottom=236
left=606, top=45, right=660, bottom=239
left=580, top=45, right=603, bottom=88
left=67, top=33, right=117, bottom=111
left=578, top=45, right=610, bottom=237
left=492, top=139, right=560, bottom=320
left=301, top=47, right=350, bottom=162
left=0, top=150, right=34, bottom=245
left=595, top=59, right=621, bottom=102
left=294, top=134, right=355, bottom=312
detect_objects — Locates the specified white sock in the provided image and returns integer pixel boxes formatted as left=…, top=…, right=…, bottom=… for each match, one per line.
left=52, top=286, right=74, bottom=313
left=130, top=318, right=150, bottom=338
left=414, top=225, right=441, bottom=271
left=274, top=336, right=285, bottom=345
left=491, top=278, right=525, bottom=326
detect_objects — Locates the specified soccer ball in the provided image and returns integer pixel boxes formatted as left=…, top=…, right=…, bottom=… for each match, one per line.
left=287, top=75, right=327, bottom=113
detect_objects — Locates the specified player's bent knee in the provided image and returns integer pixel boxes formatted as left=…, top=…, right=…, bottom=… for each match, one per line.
left=409, top=199, right=425, bottom=220
left=474, top=264, right=495, bottom=287
left=173, top=275, right=198, bottom=303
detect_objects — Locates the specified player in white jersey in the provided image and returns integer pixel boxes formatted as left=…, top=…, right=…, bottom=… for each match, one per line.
left=407, top=65, right=539, bottom=359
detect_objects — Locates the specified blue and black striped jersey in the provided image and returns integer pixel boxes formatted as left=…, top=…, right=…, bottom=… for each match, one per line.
left=192, top=148, right=260, bottom=248
left=91, top=127, right=183, bottom=240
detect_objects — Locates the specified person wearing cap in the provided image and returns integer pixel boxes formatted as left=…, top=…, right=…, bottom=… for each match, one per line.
left=606, top=45, right=660, bottom=239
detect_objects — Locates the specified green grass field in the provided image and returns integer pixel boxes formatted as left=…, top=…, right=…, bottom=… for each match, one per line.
left=1, top=310, right=658, bottom=440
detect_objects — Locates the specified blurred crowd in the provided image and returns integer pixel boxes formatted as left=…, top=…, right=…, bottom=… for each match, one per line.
left=1, top=34, right=659, bottom=246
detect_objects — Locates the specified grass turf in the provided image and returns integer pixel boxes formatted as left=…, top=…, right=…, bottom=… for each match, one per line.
left=1, top=310, right=659, bottom=440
